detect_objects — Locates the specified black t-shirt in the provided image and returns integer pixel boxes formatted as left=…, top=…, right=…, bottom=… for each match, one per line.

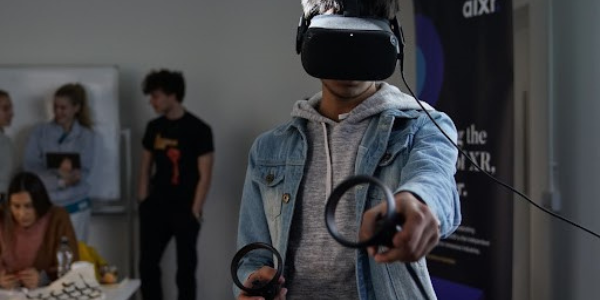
left=142, top=112, right=214, bottom=199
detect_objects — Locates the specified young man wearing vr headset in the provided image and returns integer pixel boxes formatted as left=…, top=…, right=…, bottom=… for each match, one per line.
left=236, top=0, right=461, bottom=299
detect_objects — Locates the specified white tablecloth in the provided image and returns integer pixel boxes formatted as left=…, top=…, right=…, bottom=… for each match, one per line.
left=0, top=278, right=140, bottom=300
left=102, top=278, right=141, bottom=300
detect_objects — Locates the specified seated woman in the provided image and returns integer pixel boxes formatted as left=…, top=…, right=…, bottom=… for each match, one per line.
left=0, top=172, right=79, bottom=289
left=23, top=83, right=95, bottom=241
left=0, top=90, right=16, bottom=201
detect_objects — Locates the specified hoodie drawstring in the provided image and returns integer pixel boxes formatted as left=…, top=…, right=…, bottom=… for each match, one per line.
left=321, top=122, right=333, bottom=199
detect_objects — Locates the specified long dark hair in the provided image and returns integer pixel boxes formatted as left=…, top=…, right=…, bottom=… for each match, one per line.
left=2, top=172, right=53, bottom=247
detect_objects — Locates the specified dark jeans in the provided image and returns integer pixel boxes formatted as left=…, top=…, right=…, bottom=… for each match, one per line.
left=139, top=195, right=201, bottom=300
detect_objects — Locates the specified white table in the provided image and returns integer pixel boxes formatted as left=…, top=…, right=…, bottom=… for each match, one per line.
left=102, top=278, right=141, bottom=300
left=0, top=278, right=140, bottom=300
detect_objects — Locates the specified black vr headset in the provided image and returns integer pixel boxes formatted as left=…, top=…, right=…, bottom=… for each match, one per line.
left=296, top=0, right=405, bottom=81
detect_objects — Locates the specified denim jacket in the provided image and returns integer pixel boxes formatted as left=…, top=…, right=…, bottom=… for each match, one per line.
left=237, top=108, right=461, bottom=299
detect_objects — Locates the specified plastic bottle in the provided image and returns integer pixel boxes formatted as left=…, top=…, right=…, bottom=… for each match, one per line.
left=56, top=236, right=73, bottom=278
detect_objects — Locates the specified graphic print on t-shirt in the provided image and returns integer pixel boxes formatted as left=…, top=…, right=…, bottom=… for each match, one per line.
left=166, top=148, right=181, bottom=185
left=154, top=134, right=180, bottom=185
left=153, top=134, right=178, bottom=150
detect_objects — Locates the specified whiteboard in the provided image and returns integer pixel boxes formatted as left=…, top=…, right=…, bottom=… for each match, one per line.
left=0, top=66, right=120, bottom=201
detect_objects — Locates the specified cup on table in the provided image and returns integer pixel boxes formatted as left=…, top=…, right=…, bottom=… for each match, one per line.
left=100, top=265, right=119, bottom=284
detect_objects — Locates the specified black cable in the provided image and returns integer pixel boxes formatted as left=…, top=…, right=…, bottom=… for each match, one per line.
left=398, top=66, right=600, bottom=240
left=325, top=175, right=432, bottom=300
left=405, top=262, right=430, bottom=300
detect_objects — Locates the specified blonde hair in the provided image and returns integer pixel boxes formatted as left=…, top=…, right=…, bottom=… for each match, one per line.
left=55, top=83, right=94, bottom=128
left=301, top=0, right=401, bottom=19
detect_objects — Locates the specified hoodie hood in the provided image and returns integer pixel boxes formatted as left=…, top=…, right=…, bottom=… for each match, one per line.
left=291, top=82, right=434, bottom=124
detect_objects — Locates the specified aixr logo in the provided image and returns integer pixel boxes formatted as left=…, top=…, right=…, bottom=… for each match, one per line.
left=463, top=0, right=499, bottom=18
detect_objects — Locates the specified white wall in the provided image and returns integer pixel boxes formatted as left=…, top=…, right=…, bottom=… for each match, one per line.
left=0, top=2, right=417, bottom=300
left=551, top=1, right=600, bottom=299
left=519, top=1, right=554, bottom=299
left=513, top=0, right=600, bottom=299
left=512, top=4, right=532, bottom=300
left=0, top=2, right=312, bottom=299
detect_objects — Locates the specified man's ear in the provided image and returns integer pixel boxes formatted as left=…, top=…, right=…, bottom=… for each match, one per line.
left=167, top=93, right=179, bottom=104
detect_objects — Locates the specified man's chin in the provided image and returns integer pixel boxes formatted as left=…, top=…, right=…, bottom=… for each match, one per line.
left=336, top=86, right=372, bottom=99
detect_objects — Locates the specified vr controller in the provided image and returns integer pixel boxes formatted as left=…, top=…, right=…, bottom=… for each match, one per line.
left=231, top=242, right=283, bottom=300
left=325, top=175, right=404, bottom=248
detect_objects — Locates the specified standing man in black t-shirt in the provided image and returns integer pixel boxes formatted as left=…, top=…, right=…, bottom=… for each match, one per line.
left=138, top=69, right=214, bottom=300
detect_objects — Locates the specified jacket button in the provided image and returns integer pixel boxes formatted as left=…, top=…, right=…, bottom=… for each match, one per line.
left=266, top=174, right=274, bottom=183
left=282, top=193, right=291, bottom=203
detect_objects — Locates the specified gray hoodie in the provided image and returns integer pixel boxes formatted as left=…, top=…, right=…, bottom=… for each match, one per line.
left=284, top=82, right=433, bottom=299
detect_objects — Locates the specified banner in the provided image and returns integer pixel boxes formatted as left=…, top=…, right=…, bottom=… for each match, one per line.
left=413, top=1, right=514, bottom=299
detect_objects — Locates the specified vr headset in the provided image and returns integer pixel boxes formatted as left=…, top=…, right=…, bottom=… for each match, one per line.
left=296, top=0, right=405, bottom=81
